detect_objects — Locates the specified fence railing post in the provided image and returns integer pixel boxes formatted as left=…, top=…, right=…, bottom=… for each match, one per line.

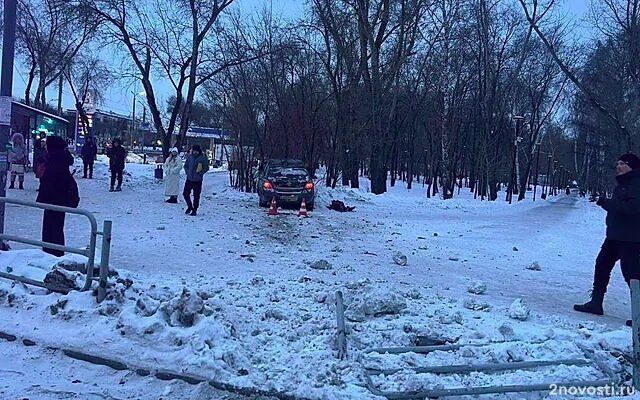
left=336, top=291, right=347, bottom=360
left=631, top=279, right=640, bottom=391
left=97, top=220, right=112, bottom=303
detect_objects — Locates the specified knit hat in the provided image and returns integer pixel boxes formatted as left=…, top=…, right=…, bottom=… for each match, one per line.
left=11, top=132, right=24, bottom=146
left=618, top=153, right=640, bottom=169
left=46, top=136, right=67, bottom=153
left=170, top=147, right=179, bottom=154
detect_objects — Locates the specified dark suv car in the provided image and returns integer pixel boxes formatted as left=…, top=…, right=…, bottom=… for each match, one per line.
left=257, top=160, right=315, bottom=210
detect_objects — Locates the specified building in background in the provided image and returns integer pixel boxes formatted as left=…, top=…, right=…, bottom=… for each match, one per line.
left=11, top=101, right=70, bottom=153
left=176, top=126, right=234, bottom=166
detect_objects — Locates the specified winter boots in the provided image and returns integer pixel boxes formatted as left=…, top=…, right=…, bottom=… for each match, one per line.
left=109, top=186, right=114, bottom=192
left=573, top=288, right=605, bottom=315
left=166, top=196, right=178, bottom=204
left=115, top=185, right=122, bottom=192
left=8, top=181, right=22, bottom=189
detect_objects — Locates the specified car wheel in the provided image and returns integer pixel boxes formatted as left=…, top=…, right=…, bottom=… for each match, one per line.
left=307, top=203, right=314, bottom=211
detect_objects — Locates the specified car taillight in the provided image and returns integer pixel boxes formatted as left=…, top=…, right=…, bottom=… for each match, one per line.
left=263, top=181, right=273, bottom=190
left=305, top=182, right=314, bottom=190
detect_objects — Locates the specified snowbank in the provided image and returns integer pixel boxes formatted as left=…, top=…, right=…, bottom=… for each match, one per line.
left=0, top=252, right=635, bottom=399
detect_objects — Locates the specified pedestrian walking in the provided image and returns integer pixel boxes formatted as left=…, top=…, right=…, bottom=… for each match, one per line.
left=81, top=137, right=98, bottom=179
left=107, top=138, right=127, bottom=192
left=183, top=145, right=209, bottom=216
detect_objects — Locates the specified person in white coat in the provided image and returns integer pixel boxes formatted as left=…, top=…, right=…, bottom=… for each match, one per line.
left=164, top=147, right=182, bottom=203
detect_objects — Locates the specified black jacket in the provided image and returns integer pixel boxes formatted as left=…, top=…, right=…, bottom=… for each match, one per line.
left=599, top=168, right=640, bottom=242
left=81, top=142, right=97, bottom=162
left=36, top=150, right=79, bottom=208
left=107, top=145, right=127, bottom=172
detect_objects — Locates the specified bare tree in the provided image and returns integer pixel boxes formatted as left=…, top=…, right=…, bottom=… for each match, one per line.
left=81, top=0, right=265, bottom=157
left=63, top=51, right=113, bottom=139
left=16, top=0, right=97, bottom=106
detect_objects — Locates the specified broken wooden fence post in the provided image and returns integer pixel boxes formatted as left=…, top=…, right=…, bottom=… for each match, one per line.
left=336, top=291, right=347, bottom=360
left=631, top=279, right=640, bottom=390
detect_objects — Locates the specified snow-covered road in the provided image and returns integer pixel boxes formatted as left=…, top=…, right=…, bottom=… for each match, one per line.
left=3, top=159, right=631, bottom=327
left=2, top=157, right=637, bottom=399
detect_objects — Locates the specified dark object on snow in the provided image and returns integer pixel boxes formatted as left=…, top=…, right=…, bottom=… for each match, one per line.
left=327, top=200, right=355, bottom=212
left=44, top=269, right=78, bottom=294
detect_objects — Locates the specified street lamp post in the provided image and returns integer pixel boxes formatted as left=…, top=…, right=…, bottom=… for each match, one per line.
left=533, top=141, right=541, bottom=201
left=552, top=161, right=558, bottom=196
left=507, top=116, right=525, bottom=204
left=0, top=0, right=17, bottom=245
left=543, top=154, right=552, bottom=199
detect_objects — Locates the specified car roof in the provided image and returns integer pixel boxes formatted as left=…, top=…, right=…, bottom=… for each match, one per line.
left=265, top=159, right=305, bottom=167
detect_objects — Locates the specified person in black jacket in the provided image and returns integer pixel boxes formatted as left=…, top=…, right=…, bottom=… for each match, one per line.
left=33, top=132, right=47, bottom=180
left=107, top=138, right=127, bottom=192
left=81, top=137, right=98, bottom=179
left=36, top=136, right=79, bottom=257
left=574, top=153, right=640, bottom=326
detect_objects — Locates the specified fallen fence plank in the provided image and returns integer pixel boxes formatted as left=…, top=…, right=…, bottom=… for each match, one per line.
left=336, top=291, right=347, bottom=360
left=366, top=358, right=590, bottom=376
left=367, top=379, right=616, bottom=399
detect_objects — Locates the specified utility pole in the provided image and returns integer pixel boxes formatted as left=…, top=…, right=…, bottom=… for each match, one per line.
left=507, top=116, right=524, bottom=204
left=0, top=0, right=18, bottom=246
left=57, top=74, right=63, bottom=116
left=543, top=154, right=552, bottom=199
left=130, top=93, right=136, bottom=147
left=533, top=142, right=541, bottom=201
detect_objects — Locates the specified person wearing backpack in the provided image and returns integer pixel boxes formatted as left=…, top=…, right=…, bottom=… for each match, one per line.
left=36, top=136, right=79, bottom=257
left=183, top=145, right=209, bottom=216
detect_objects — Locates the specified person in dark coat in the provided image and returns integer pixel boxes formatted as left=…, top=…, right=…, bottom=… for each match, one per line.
left=574, top=153, right=640, bottom=327
left=81, top=137, right=98, bottom=179
left=183, top=145, right=210, bottom=216
left=33, top=132, right=47, bottom=180
left=36, top=136, right=79, bottom=257
left=106, top=138, right=127, bottom=192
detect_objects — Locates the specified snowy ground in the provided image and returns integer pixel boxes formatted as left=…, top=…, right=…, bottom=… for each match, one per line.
left=1, top=156, right=638, bottom=399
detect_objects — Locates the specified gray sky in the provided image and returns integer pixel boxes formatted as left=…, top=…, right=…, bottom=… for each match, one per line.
left=11, top=0, right=593, bottom=120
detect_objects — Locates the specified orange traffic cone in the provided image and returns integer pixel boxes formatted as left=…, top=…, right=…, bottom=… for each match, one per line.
left=298, top=198, right=309, bottom=218
left=268, top=197, right=278, bottom=216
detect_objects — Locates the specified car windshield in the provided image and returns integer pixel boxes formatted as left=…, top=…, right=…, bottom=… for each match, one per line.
left=269, top=167, right=308, bottom=178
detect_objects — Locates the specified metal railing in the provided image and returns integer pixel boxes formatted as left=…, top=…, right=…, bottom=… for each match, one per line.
left=0, top=197, right=112, bottom=302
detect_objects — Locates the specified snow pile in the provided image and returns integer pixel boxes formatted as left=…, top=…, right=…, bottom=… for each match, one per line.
left=0, top=254, right=636, bottom=399
left=509, top=299, right=531, bottom=321
left=467, top=280, right=488, bottom=295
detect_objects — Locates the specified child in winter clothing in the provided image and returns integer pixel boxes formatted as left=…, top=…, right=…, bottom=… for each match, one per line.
left=9, top=133, right=28, bottom=190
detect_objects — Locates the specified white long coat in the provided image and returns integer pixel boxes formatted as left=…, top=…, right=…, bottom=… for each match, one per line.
left=164, top=156, right=183, bottom=196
